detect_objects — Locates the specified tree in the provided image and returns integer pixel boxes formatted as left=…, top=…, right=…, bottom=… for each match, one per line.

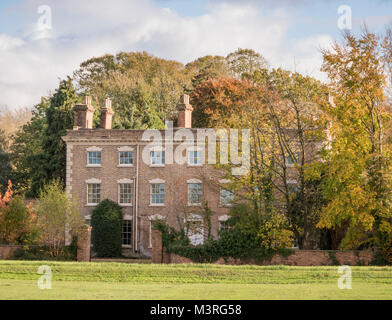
left=185, top=55, right=231, bottom=89
left=191, top=71, right=327, bottom=249
left=254, top=68, right=328, bottom=249
left=41, top=77, right=77, bottom=187
left=37, top=179, right=83, bottom=257
left=318, top=30, right=392, bottom=249
left=74, top=51, right=191, bottom=126
left=226, top=48, right=268, bottom=79
left=10, top=78, right=76, bottom=197
left=91, top=199, right=123, bottom=257
left=9, top=99, right=48, bottom=197
left=0, top=130, right=13, bottom=193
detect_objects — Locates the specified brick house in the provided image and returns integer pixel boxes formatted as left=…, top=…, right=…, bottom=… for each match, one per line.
left=62, top=94, right=234, bottom=257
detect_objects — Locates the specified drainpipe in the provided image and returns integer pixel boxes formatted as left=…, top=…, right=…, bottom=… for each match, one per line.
left=134, top=143, right=140, bottom=253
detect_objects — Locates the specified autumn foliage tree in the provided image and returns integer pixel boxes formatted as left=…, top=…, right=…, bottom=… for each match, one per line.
left=0, top=181, right=40, bottom=245
left=317, top=30, right=392, bottom=250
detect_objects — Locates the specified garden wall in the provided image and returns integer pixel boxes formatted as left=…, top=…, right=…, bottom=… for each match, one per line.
left=0, top=245, right=21, bottom=260
left=151, top=229, right=375, bottom=266
left=166, top=249, right=374, bottom=266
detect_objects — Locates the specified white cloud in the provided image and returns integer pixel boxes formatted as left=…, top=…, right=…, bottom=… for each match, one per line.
left=0, top=0, right=332, bottom=109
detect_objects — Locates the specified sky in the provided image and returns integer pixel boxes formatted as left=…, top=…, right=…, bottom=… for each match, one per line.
left=0, top=0, right=392, bottom=110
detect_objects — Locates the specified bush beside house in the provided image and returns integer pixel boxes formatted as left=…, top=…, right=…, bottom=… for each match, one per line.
left=91, top=199, right=123, bottom=257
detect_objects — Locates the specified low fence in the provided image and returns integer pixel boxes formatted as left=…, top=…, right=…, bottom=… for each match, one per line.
left=151, top=229, right=375, bottom=266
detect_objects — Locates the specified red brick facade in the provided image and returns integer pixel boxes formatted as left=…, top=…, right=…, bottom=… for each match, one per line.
left=62, top=95, right=231, bottom=257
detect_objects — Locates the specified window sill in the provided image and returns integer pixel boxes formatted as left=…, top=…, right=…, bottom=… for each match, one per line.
left=187, top=164, right=203, bottom=167
left=85, top=203, right=98, bottom=207
left=219, top=204, right=233, bottom=208
left=117, top=164, right=133, bottom=168
left=122, top=245, right=132, bottom=248
left=119, top=203, right=133, bottom=207
left=86, top=165, right=101, bottom=168
left=188, top=203, right=202, bottom=207
left=149, top=204, right=165, bottom=207
left=150, top=164, right=165, bottom=168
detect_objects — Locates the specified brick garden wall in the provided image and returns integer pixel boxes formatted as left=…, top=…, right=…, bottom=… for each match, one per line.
left=0, top=245, right=21, bottom=259
left=151, top=229, right=375, bottom=266
left=167, top=249, right=374, bottom=266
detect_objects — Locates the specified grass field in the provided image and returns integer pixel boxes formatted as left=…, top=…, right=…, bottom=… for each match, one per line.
left=0, top=260, right=391, bottom=299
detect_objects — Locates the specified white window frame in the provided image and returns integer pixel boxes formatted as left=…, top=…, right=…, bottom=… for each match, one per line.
left=150, top=179, right=165, bottom=206
left=150, top=149, right=165, bottom=167
left=122, top=219, right=132, bottom=248
left=287, top=179, right=299, bottom=193
left=184, top=213, right=204, bottom=246
left=220, top=188, right=234, bottom=207
left=285, top=152, right=301, bottom=167
left=118, top=179, right=133, bottom=206
left=187, top=147, right=203, bottom=166
left=118, top=146, right=134, bottom=167
left=187, top=179, right=203, bottom=206
left=86, top=179, right=101, bottom=206
left=86, top=146, right=102, bottom=167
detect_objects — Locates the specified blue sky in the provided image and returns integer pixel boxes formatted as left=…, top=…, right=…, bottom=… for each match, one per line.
left=0, top=0, right=391, bottom=109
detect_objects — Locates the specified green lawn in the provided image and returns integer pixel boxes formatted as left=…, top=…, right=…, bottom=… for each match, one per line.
left=0, top=260, right=391, bottom=299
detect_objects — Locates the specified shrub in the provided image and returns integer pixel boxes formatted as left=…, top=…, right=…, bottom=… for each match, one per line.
left=257, top=213, right=294, bottom=251
left=91, top=199, right=123, bottom=257
left=0, top=181, right=40, bottom=245
left=37, top=179, right=83, bottom=257
left=12, top=243, right=77, bottom=261
left=154, top=203, right=294, bottom=263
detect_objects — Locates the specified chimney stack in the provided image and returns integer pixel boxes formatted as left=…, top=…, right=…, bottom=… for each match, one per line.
left=73, top=95, right=94, bottom=130
left=100, top=97, right=114, bottom=129
left=177, top=94, right=193, bottom=128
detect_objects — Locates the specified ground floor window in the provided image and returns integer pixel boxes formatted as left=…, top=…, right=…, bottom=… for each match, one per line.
left=185, top=215, right=204, bottom=245
left=122, top=220, right=132, bottom=246
left=87, top=183, right=101, bottom=204
left=219, top=221, right=229, bottom=232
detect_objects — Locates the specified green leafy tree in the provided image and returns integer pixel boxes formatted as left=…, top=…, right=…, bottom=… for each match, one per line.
left=74, top=51, right=191, bottom=126
left=41, top=77, right=77, bottom=187
left=226, top=48, right=268, bottom=79
left=10, top=99, right=49, bottom=196
left=185, top=55, right=231, bottom=89
left=10, top=78, right=76, bottom=197
left=0, top=130, right=12, bottom=193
